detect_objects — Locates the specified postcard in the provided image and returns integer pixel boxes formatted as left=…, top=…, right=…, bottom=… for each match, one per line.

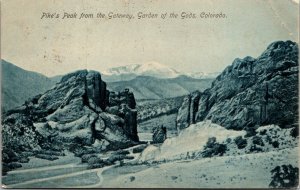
left=1, top=0, right=299, bottom=188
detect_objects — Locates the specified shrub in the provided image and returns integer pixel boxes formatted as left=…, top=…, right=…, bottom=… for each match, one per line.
left=107, top=154, right=126, bottom=164
left=265, top=135, right=273, bottom=144
left=205, top=137, right=217, bottom=149
left=71, top=146, right=95, bottom=157
left=2, top=163, right=9, bottom=176
left=202, top=137, right=227, bottom=158
left=35, top=150, right=65, bottom=156
left=234, top=136, right=247, bottom=149
left=73, top=136, right=85, bottom=145
left=87, top=156, right=105, bottom=169
left=252, top=136, right=264, bottom=146
left=225, top=138, right=232, bottom=143
left=81, top=154, right=97, bottom=163
left=269, top=165, right=299, bottom=188
left=290, top=127, right=298, bottom=138
left=272, top=141, right=279, bottom=148
left=259, top=129, right=267, bottom=136
left=88, top=163, right=105, bottom=169
left=35, top=154, right=59, bottom=161
left=114, top=150, right=130, bottom=155
left=8, top=162, right=22, bottom=170
left=130, top=176, right=135, bottom=182
left=2, top=149, right=19, bottom=163
left=87, top=157, right=103, bottom=165
left=249, top=145, right=263, bottom=153
left=2, top=153, right=10, bottom=163
left=124, top=155, right=134, bottom=160
left=19, top=157, right=30, bottom=163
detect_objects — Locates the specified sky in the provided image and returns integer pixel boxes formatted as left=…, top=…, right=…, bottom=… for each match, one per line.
left=1, top=0, right=299, bottom=77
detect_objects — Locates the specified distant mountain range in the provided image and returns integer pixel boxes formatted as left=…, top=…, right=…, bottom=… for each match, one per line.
left=101, top=61, right=219, bottom=82
left=102, top=61, right=180, bottom=79
left=1, top=60, right=215, bottom=111
left=107, top=75, right=213, bottom=100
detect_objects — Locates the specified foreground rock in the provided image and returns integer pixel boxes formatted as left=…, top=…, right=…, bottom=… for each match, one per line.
left=152, top=125, right=167, bottom=143
left=2, top=70, right=139, bottom=174
left=177, top=41, right=298, bottom=131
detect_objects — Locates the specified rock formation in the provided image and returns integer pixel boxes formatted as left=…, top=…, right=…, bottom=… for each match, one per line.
left=2, top=70, right=139, bottom=161
left=152, top=125, right=167, bottom=143
left=177, top=41, right=298, bottom=131
left=106, top=88, right=138, bottom=141
left=176, top=91, right=201, bottom=132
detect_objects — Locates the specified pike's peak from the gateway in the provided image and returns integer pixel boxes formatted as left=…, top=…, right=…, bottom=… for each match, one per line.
left=101, top=61, right=220, bottom=81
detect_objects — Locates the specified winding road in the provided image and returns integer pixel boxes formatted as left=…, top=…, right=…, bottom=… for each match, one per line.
left=3, top=144, right=145, bottom=188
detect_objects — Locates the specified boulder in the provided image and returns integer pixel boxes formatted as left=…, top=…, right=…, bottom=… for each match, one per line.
left=152, top=125, right=167, bottom=143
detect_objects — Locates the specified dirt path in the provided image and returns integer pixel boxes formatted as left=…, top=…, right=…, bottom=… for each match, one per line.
left=3, top=144, right=147, bottom=188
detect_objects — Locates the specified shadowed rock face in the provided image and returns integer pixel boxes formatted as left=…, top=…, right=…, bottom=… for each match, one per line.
left=177, top=41, right=299, bottom=131
left=106, top=89, right=138, bottom=141
left=2, top=70, right=139, bottom=157
left=176, top=91, right=201, bottom=132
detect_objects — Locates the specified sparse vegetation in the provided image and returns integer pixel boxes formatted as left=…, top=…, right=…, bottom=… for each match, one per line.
left=69, top=144, right=96, bottom=157
left=35, top=154, right=59, bottom=161
left=259, top=129, right=267, bottom=136
left=202, top=137, right=227, bottom=158
left=272, top=141, right=279, bottom=148
left=130, top=176, right=135, bottom=182
left=87, top=157, right=105, bottom=169
left=249, top=145, right=263, bottom=153
left=234, top=136, right=247, bottom=149
left=252, top=136, right=264, bottom=146
left=81, top=154, right=97, bottom=163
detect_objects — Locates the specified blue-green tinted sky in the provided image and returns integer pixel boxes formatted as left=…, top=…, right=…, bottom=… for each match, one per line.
left=2, top=0, right=299, bottom=76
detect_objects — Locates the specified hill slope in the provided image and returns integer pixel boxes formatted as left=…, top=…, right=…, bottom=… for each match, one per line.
left=1, top=60, right=59, bottom=112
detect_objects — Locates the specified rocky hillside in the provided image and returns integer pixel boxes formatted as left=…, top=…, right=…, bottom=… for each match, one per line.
left=1, top=60, right=59, bottom=112
left=177, top=41, right=299, bottom=132
left=137, top=96, right=184, bottom=122
left=2, top=70, right=139, bottom=173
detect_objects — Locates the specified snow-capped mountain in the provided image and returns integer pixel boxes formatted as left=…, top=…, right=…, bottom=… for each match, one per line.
left=102, top=61, right=218, bottom=81
left=102, top=61, right=181, bottom=79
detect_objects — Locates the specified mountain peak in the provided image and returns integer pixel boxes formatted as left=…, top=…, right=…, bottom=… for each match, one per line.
left=136, top=61, right=180, bottom=78
left=138, top=61, right=172, bottom=71
left=103, top=61, right=180, bottom=79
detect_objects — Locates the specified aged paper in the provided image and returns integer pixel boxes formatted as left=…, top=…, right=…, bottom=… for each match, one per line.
left=1, top=0, right=299, bottom=188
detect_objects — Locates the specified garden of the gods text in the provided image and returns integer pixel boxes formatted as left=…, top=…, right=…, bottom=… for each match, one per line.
left=40, top=11, right=227, bottom=20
